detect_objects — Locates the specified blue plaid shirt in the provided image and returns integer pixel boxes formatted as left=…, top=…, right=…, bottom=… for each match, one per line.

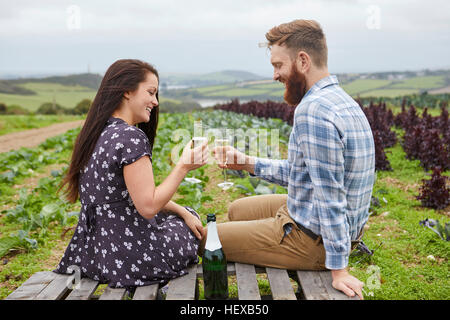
left=254, top=75, right=375, bottom=270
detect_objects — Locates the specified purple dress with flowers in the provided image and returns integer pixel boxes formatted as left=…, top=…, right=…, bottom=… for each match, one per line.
left=54, top=117, right=199, bottom=288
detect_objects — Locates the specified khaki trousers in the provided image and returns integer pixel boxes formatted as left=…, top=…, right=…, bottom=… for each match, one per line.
left=200, top=194, right=327, bottom=271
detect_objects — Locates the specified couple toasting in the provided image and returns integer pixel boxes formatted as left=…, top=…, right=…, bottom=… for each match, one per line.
left=55, top=19, right=375, bottom=300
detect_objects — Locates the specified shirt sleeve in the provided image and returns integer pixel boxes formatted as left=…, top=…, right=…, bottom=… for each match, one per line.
left=297, top=102, right=350, bottom=270
left=253, top=157, right=290, bottom=187
left=113, top=126, right=152, bottom=169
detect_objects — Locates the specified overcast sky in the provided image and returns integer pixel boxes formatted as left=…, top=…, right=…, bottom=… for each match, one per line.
left=1, top=0, right=449, bottom=78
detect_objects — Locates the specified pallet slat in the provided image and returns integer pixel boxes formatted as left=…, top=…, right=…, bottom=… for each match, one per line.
left=166, top=264, right=198, bottom=300
left=6, top=271, right=57, bottom=300
left=99, top=287, right=127, bottom=300
left=34, top=273, right=71, bottom=300
left=133, top=284, right=160, bottom=300
left=235, top=263, right=260, bottom=300
left=296, top=270, right=330, bottom=300
left=266, top=267, right=296, bottom=300
left=65, top=278, right=99, bottom=300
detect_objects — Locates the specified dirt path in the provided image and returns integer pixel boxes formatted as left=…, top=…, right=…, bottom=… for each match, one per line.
left=0, top=120, right=85, bottom=153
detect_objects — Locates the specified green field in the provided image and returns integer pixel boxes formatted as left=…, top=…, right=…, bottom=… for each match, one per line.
left=0, top=114, right=85, bottom=135
left=360, top=89, right=420, bottom=98
left=182, top=81, right=285, bottom=100
left=1, top=73, right=449, bottom=113
left=0, top=109, right=448, bottom=300
left=390, top=76, right=446, bottom=90
left=0, top=82, right=97, bottom=111
left=341, top=79, right=392, bottom=96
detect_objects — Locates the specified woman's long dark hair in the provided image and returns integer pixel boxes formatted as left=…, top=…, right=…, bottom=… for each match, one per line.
left=59, top=59, right=159, bottom=203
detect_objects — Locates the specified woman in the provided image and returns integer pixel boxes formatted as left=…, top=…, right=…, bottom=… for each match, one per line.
left=54, top=59, right=209, bottom=289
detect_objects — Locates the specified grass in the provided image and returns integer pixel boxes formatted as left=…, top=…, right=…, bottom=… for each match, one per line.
left=341, top=79, right=392, bottom=96
left=390, top=76, right=446, bottom=90
left=347, top=139, right=449, bottom=300
left=0, top=114, right=85, bottom=136
left=360, top=88, right=422, bottom=98
left=0, top=82, right=97, bottom=111
left=0, top=112, right=449, bottom=300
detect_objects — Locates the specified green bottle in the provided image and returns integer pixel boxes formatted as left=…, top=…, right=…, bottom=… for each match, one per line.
left=202, top=213, right=228, bottom=300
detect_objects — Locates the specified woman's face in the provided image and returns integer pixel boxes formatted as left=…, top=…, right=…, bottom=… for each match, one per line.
left=125, top=72, right=159, bottom=125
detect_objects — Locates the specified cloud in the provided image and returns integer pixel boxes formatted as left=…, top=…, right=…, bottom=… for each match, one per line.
left=0, top=0, right=449, bottom=75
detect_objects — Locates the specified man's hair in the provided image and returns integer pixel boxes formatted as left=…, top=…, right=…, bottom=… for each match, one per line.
left=265, top=19, right=328, bottom=68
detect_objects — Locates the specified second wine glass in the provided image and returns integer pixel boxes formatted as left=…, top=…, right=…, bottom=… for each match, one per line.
left=215, top=135, right=234, bottom=191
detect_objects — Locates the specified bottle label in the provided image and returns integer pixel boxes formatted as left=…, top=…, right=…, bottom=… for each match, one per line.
left=205, top=221, right=222, bottom=251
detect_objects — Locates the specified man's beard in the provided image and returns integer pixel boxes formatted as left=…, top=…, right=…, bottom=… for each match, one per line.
left=282, top=64, right=307, bottom=107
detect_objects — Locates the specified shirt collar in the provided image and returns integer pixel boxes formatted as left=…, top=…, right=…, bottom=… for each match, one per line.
left=303, top=75, right=339, bottom=99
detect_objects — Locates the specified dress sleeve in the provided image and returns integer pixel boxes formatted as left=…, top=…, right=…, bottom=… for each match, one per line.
left=113, top=126, right=153, bottom=168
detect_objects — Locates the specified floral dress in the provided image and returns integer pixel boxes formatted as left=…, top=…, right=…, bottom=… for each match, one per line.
left=54, top=117, right=200, bottom=288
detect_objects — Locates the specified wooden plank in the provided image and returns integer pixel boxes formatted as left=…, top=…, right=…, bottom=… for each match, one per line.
left=318, top=271, right=360, bottom=300
left=65, top=278, right=99, bottom=300
left=99, top=286, right=127, bottom=300
left=35, top=273, right=71, bottom=300
left=5, top=271, right=57, bottom=300
left=133, top=284, right=159, bottom=300
left=235, top=263, right=260, bottom=300
left=166, top=264, right=198, bottom=300
left=266, top=267, right=297, bottom=300
left=296, top=270, right=330, bottom=300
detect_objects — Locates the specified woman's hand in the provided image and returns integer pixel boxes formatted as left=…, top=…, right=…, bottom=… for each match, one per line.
left=181, top=209, right=205, bottom=240
left=179, top=139, right=209, bottom=172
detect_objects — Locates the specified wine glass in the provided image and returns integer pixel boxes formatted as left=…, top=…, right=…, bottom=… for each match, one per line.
left=185, top=120, right=208, bottom=184
left=192, top=120, right=208, bottom=149
left=215, top=134, right=234, bottom=190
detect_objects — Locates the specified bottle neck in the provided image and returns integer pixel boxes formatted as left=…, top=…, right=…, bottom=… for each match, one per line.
left=205, top=221, right=222, bottom=251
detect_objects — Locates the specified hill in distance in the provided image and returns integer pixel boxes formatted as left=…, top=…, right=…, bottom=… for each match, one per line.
left=159, top=70, right=266, bottom=88
left=10, top=73, right=103, bottom=90
left=0, top=70, right=266, bottom=95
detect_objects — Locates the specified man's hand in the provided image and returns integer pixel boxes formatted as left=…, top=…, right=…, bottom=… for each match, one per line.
left=212, top=145, right=255, bottom=174
left=331, top=269, right=364, bottom=300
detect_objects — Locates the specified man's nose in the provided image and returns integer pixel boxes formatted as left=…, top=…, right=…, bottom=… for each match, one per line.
left=273, top=71, right=279, bottom=81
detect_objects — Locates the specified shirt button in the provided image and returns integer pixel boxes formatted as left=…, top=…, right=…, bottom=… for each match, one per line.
left=261, top=169, right=265, bottom=173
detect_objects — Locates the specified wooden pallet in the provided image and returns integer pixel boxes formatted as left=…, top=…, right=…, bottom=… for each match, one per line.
left=5, top=263, right=358, bottom=300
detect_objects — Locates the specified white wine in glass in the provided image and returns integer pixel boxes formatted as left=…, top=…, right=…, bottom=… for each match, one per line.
left=192, top=120, right=208, bottom=149
left=192, top=136, right=207, bottom=149
left=215, top=138, right=234, bottom=190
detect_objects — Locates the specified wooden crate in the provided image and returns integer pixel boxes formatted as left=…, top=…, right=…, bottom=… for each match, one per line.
left=6, top=262, right=358, bottom=300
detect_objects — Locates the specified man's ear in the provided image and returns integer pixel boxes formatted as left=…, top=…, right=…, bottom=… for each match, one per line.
left=123, top=91, right=131, bottom=100
left=296, top=51, right=311, bottom=73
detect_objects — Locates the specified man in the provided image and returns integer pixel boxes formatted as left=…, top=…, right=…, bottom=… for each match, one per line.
left=209, top=19, right=375, bottom=300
